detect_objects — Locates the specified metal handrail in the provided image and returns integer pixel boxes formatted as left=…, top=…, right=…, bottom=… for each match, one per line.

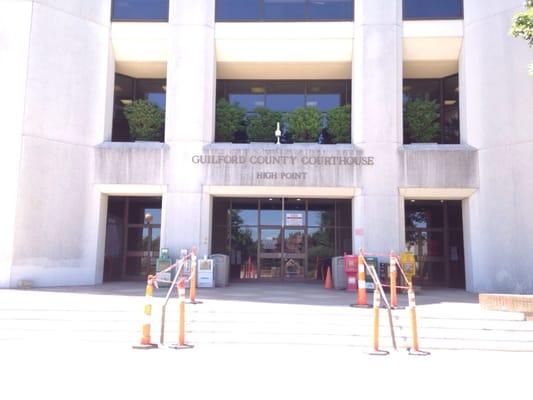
left=362, top=256, right=397, bottom=350
left=158, top=256, right=189, bottom=346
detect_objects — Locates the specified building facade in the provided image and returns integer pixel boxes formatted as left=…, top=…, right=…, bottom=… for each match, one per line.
left=1, top=0, right=532, bottom=293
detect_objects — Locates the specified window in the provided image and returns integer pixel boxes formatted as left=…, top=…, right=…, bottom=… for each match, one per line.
left=216, top=0, right=353, bottom=21
left=403, top=0, right=463, bottom=20
left=403, top=74, right=460, bottom=144
left=112, top=74, right=166, bottom=142
left=216, top=79, right=351, bottom=143
left=111, top=0, right=169, bottom=21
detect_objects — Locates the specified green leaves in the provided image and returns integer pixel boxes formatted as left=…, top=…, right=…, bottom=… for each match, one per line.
left=286, top=107, right=323, bottom=142
left=215, top=99, right=246, bottom=142
left=327, top=104, right=351, bottom=143
left=405, top=98, right=440, bottom=143
left=123, top=99, right=164, bottom=141
left=246, top=107, right=282, bottom=142
left=510, top=1, right=533, bottom=74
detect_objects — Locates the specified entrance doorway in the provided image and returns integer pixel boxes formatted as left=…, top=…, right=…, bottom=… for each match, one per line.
left=405, top=200, right=465, bottom=288
left=211, top=197, right=353, bottom=281
left=103, top=196, right=162, bottom=281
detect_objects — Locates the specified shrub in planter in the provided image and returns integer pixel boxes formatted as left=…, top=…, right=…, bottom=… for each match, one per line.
left=327, top=104, right=351, bottom=143
left=286, top=107, right=322, bottom=142
left=405, top=98, right=440, bottom=143
left=123, top=99, right=165, bottom=141
left=215, top=99, right=247, bottom=142
left=246, top=107, right=282, bottom=142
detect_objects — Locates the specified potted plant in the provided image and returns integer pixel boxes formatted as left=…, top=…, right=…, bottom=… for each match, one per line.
left=123, top=99, right=164, bottom=141
left=246, top=107, right=282, bottom=142
left=327, top=104, right=351, bottom=143
left=404, top=98, right=440, bottom=143
left=286, top=107, right=322, bottom=142
left=215, top=99, right=247, bottom=142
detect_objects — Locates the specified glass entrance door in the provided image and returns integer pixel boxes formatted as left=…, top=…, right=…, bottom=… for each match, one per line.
left=212, top=197, right=353, bottom=282
left=258, top=227, right=306, bottom=280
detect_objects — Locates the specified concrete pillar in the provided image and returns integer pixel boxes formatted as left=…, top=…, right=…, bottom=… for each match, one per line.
left=163, top=0, right=216, bottom=258
left=461, top=0, right=533, bottom=293
left=4, top=0, right=111, bottom=287
left=0, top=1, right=33, bottom=288
left=352, top=0, right=403, bottom=254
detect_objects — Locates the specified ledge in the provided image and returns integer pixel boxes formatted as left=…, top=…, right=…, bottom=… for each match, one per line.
left=95, top=141, right=168, bottom=185
left=479, top=293, right=533, bottom=321
left=400, top=144, right=478, bottom=190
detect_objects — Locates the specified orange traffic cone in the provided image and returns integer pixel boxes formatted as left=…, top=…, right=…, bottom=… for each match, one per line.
left=132, top=275, right=158, bottom=349
left=324, top=266, right=333, bottom=289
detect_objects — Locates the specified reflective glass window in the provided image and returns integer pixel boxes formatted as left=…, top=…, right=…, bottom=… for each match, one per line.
left=264, top=0, right=306, bottom=20
left=405, top=202, right=444, bottom=229
left=112, top=74, right=134, bottom=141
left=403, top=0, right=463, bottom=20
left=231, top=199, right=259, bottom=226
left=308, top=0, right=353, bottom=20
left=135, top=79, right=166, bottom=110
left=307, top=227, right=335, bottom=258
left=216, top=0, right=261, bottom=20
left=226, top=81, right=266, bottom=111
left=284, top=229, right=305, bottom=254
left=112, top=0, right=169, bottom=21
left=260, top=228, right=282, bottom=252
left=308, top=200, right=334, bottom=227
left=128, top=198, right=162, bottom=224
left=260, top=258, right=282, bottom=278
left=447, top=201, right=463, bottom=228
left=307, top=81, right=344, bottom=111
left=232, top=227, right=258, bottom=257
left=112, top=75, right=166, bottom=142
left=443, top=75, right=460, bottom=144
left=260, top=198, right=283, bottom=225
left=266, top=81, right=305, bottom=112
left=403, top=79, right=440, bottom=104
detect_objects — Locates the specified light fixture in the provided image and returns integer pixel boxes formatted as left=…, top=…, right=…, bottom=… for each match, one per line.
left=268, top=198, right=273, bottom=201
left=444, top=100, right=457, bottom=105
left=144, top=212, right=153, bottom=223
left=275, top=122, right=281, bottom=145
left=120, top=99, right=133, bottom=105
left=296, top=198, right=301, bottom=201
left=410, top=199, right=416, bottom=203
left=251, top=87, right=265, bottom=93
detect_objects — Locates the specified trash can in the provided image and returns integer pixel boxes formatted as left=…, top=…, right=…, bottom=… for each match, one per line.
left=331, top=256, right=347, bottom=290
left=156, top=248, right=173, bottom=288
left=210, top=254, right=230, bottom=287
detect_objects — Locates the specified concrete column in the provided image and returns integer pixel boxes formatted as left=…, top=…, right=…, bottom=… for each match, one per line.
left=352, top=0, right=403, bottom=255
left=163, top=0, right=216, bottom=258
left=0, top=1, right=33, bottom=288
left=461, top=0, right=533, bottom=293
left=5, top=0, right=112, bottom=287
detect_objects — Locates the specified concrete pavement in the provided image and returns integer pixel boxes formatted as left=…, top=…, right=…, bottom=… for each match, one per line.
left=0, top=282, right=532, bottom=399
